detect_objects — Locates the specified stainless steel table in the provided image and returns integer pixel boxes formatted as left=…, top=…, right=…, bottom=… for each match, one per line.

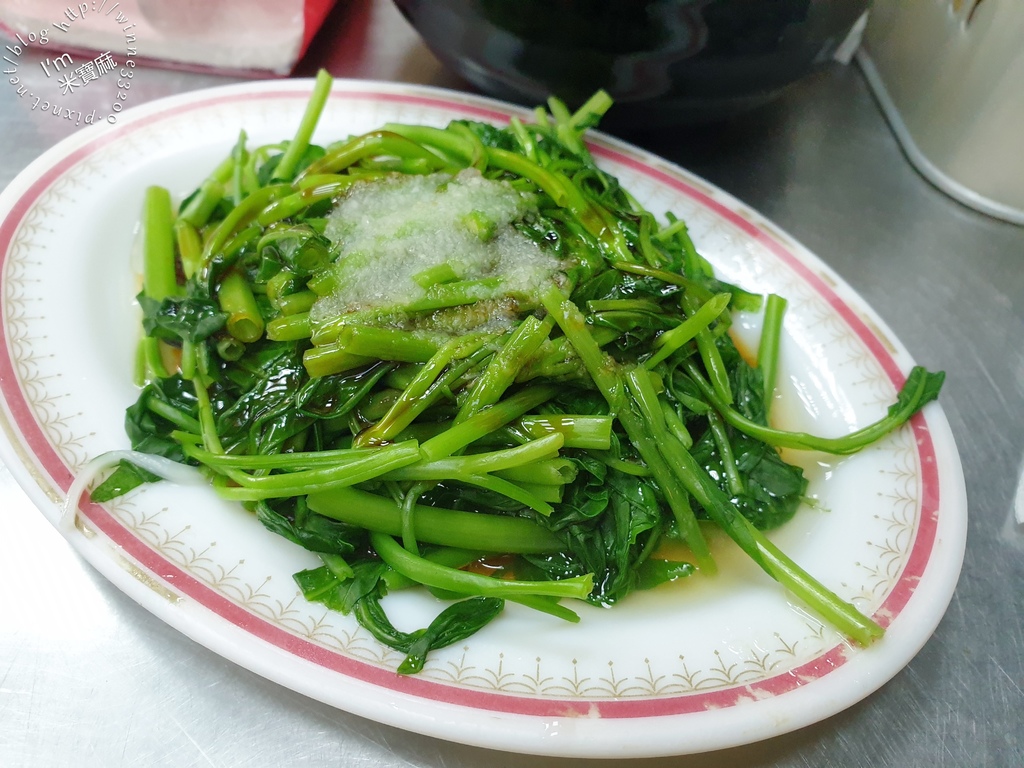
left=2, top=1, right=1022, bottom=765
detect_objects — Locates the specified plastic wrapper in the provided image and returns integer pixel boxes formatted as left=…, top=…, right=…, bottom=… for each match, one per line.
left=0, top=0, right=337, bottom=76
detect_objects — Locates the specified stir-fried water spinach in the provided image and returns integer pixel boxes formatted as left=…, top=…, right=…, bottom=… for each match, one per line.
left=90, top=72, right=944, bottom=674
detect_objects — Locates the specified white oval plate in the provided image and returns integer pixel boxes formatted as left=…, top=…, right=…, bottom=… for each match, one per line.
left=0, top=79, right=967, bottom=759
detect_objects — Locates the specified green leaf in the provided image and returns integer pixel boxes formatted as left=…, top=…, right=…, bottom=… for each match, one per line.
left=261, top=224, right=334, bottom=276
left=556, top=454, right=609, bottom=523
left=891, top=366, right=945, bottom=417
left=138, top=292, right=227, bottom=344
left=89, top=460, right=160, bottom=502
left=125, top=376, right=200, bottom=462
left=255, top=499, right=363, bottom=556
left=450, top=119, right=518, bottom=151
left=689, top=428, right=808, bottom=531
left=257, top=144, right=326, bottom=186
left=397, top=596, right=505, bottom=674
left=294, top=362, right=394, bottom=420
left=531, top=466, right=665, bottom=605
left=214, top=342, right=312, bottom=454
left=635, top=559, right=695, bottom=591
left=294, top=559, right=387, bottom=615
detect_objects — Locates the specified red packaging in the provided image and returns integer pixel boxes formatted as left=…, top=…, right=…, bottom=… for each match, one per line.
left=0, top=0, right=338, bottom=76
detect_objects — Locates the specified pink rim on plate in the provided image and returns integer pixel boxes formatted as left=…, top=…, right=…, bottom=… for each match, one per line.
left=0, top=79, right=966, bottom=758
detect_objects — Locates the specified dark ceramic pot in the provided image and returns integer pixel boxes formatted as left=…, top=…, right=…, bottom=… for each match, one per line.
left=394, top=0, right=869, bottom=126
